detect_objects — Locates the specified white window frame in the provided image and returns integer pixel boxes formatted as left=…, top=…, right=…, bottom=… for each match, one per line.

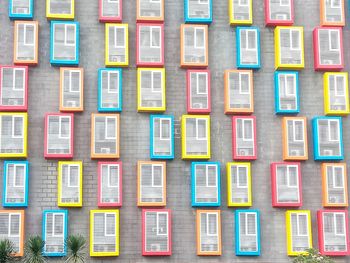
left=51, top=213, right=64, bottom=237
left=241, top=212, right=257, bottom=236
left=8, top=214, right=20, bottom=237
left=150, top=164, right=163, bottom=187
left=195, top=118, right=207, bottom=140
left=327, top=119, right=340, bottom=142
left=238, top=72, right=250, bottom=95
left=332, top=212, right=346, bottom=236
left=66, top=165, right=79, bottom=188
left=239, top=0, right=249, bottom=6
left=196, top=164, right=217, bottom=188
left=12, top=164, right=26, bottom=188
left=193, top=72, right=208, bottom=95
left=149, top=26, right=161, bottom=48
left=235, top=166, right=248, bottom=188
left=328, top=30, right=340, bottom=52
left=291, top=120, right=304, bottom=142
left=294, top=213, right=309, bottom=237
left=194, top=28, right=205, bottom=49
left=11, top=68, right=25, bottom=91
left=63, top=70, right=81, bottom=93
left=150, top=71, right=162, bottom=93
left=331, top=166, right=344, bottom=189
left=284, top=29, right=301, bottom=51
left=159, top=118, right=171, bottom=141
left=156, top=212, right=168, bottom=236
left=12, top=116, right=24, bottom=139
left=12, top=0, right=31, bottom=14
left=283, top=165, right=299, bottom=188
left=206, top=213, right=218, bottom=236
left=107, top=164, right=119, bottom=188
left=239, top=118, right=254, bottom=141
left=280, top=74, right=296, bottom=97
left=104, top=213, right=116, bottom=237
left=57, top=116, right=71, bottom=139
left=63, top=24, right=76, bottom=47
left=330, top=0, right=341, bottom=8
left=105, top=116, right=117, bottom=140
left=18, top=24, right=35, bottom=46
left=113, top=26, right=125, bottom=48
left=107, top=71, right=119, bottom=94
left=331, top=75, right=345, bottom=97
left=241, top=29, right=257, bottom=51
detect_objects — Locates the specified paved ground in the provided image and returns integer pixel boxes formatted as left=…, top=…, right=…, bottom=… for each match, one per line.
left=1, top=0, right=350, bottom=262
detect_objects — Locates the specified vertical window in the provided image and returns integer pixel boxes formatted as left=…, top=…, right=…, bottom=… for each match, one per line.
left=333, top=166, right=344, bottom=188
left=52, top=214, right=64, bottom=237
left=157, top=213, right=168, bottom=235
left=105, top=117, right=116, bottom=139
left=114, top=27, right=125, bottom=48
left=239, top=73, right=250, bottom=94
left=108, top=165, right=119, bottom=187
left=9, top=214, right=20, bottom=237
left=59, top=117, right=70, bottom=139
left=105, top=213, right=116, bottom=236
left=67, top=165, right=79, bottom=187
left=108, top=71, right=119, bottom=93
left=12, top=116, right=23, bottom=138
left=152, top=165, right=163, bottom=187
left=334, top=213, right=345, bottom=235
left=151, top=71, right=162, bottom=92
left=194, top=28, right=205, bottom=48
left=328, top=120, right=339, bottom=141
left=160, top=119, right=170, bottom=140
left=290, top=30, right=300, bottom=50
left=293, top=120, right=304, bottom=142
left=150, top=27, right=161, bottom=48
left=13, top=69, right=25, bottom=91
left=207, top=213, right=218, bottom=236
left=65, top=25, right=76, bottom=46
left=329, top=30, right=340, bottom=51
left=13, top=165, right=25, bottom=187
left=196, top=119, right=207, bottom=140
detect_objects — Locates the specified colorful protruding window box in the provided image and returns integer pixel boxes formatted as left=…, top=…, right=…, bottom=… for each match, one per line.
left=320, top=0, right=345, bottom=26
left=136, top=23, right=164, bottom=67
left=181, top=115, right=211, bottom=159
left=235, top=210, right=261, bottom=256
left=99, top=0, right=122, bottom=23
left=46, top=0, right=74, bottom=20
left=270, top=162, right=302, bottom=207
left=274, top=71, right=299, bottom=114
left=282, top=117, right=308, bottom=161
left=265, top=0, right=294, bottom=26
left=44, top=113, right=74, bottom=159
left=98, top=162, right=122, bottom=207
left=50, top=21, right=79, bottom=66
left=2, top=161, right=29, bottom=207
left=236, top=27, right=261, bottom=69
left=274, top=26, right=304, bottom=70
left=142, top=209, right=172, bottom=256
left=150, top=115, right=174, bottom=160
left=186, top=69, right=211, bottom=114
left=286, top=210, right=312, bottom=256
left=313, top=27, right=344, bottom=71
left=91, top=113, right=120, bottom=159
left=137, top=161, right=166, bottom=207
left=184, top=0, right=213, bottom=24
left=90, top=210, right=120, bottom=257
left=180, top=24, right=208, bottom=68
left=227, top=162, right=252, bottom=207
left=321, top=163, right=348, bottom=207
left=0, top=210, right=24, bottom=257
left=196, top=210, right=222, bottom=255
left=137, top=0, right=164, bottom=22
left=191, top=162, right=220, bottom=207
left=317, top=210, right=350, bottom=256
left=0, top=112, right=28, bottom=158
left=0, top=65, right=28, bottom=111
left=229, top=0, right=253, bottom=25
left=137, top=68, right=166, bottom=112
left=9, top=0, right=34, bottom=20
left=324, top=72, right=349, bottom=116
left=98, top=68, right=122, bottom=112
left=42, top=210, right=68, bottom=257
left=224, top=70, right=254, bottom=114
left=105, top=24, right=129, bottom=67
left=232, top=116, right=257, bottom=160
left=312, top=116, right=343, bottom=161
left=14, top=21, right=39, bottom=66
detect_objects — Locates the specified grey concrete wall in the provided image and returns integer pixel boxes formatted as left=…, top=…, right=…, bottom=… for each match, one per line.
left=0, top=0, right=350, bottom=262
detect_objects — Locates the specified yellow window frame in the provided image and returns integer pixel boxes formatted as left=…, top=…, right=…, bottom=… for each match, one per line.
left=324, top=72, right=349, bottom=116
left=227, top=162, right=252, bottom=207
left=46, top=0, right=75, bottom=20
left=105, top=23, right=129, bottom=67
left=229, top=0, right=253, bottom=25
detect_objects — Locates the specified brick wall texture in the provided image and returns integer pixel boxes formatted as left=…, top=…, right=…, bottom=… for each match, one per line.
left=1, top=0, right=350, bottom=262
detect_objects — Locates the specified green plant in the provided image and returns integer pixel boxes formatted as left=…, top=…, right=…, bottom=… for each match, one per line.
left=64, top=235, right=86, bottom=263
left=0, top=239, right=17, bottom=263
left=293, top=248, right=335, bottom=263
left=22, top=236, right=46, bottom=263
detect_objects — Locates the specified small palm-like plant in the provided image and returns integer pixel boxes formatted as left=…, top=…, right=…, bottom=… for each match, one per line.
left=64, top=235, right=86, bottom=263
left=22, top=236, right=46, bottom=263
left=0, top=239, right=17, bottom=263
left=293, top=248, right=335, bottom=263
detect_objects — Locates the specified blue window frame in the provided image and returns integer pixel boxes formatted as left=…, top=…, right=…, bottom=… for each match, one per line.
left=312, top=116, right=344, bottom=161
left=2, top=161, right=29, bottom=207
left=9, top=0, right=34, bottom=20
left=274, top=71, right=300, bottom=114
left=50, top=21, right=79, bottom=66
left=235, top=209, right=261, bottom=256
left=98, top=68, right=123, bottom=112
left=191, top=162, right=220, bottom=207
left=150, top=115, right=174, bottom=160
left=236, top=26, right=261, bottom=69
left=42, top=210, right=68, bottom=257
left=184, top=0, right=213, bottom=24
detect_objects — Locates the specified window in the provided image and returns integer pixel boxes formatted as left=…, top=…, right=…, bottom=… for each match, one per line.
left=67, top=165, right=79, bottom=187
left=12, top=116, right=23, bottom=138
left=58, top=116, right=70, bottom=139
left=19, top=24, right=35, bottom=46
left=290, top=30, right=300, bottom=50
left=206, top=213, right=218, bottom=236
left=195, top=28, right=205, bottom=48
left=51, top=213, right=64, bottom=237
left=159, top=119, right=170, bottom=140
left=280, top=74, right=296, bottom=96
left=107, top=165, right=119, bottom=187
left=105, top=117, right=116, bottom=139
left=239, top=0, right=249, bottom=5
left=114, top=27, right=125, bottom=48
left=292, top=120, right=304, bottom=142
left=12, top=69, right=25, bottom=91
left=280, top=0, right=290, bottom=6
left=237, top=119, right=253, bottom=141
left=332, top=75, right=345, bottom=96
left=295, top=213, right=308, bottom=236
left=156, top=212, right=168, bottom=235
left=331, top=0, right=341, bottom=8
left=233, top=166, right=248, bottom=188
left=334, top=213, right=345, bottom=235
left=9, top=214, right=20, bottom=237
left=239, top=73, right=250, bottom=94
left=329, top=30, right=340, bottom=51
left=241, top=213, right=257, bottom=235
left=328, top=120, right=339, bottom=141
left=105, top=213, right=116, bottom=236
left=241, top=29, right=256, bottom=51
left=64, top=24, right=75, bottom=46
left=150, top=27, right=161, bottom=48
left=12, top=164, right=25, bottom=188
left=194, top=73, right=208, bottom=94
left=108, top=71, right=119, bottom=93
left=196, top=119, right=207, bottom=140
left=332, top=166, right=344, bottom=188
